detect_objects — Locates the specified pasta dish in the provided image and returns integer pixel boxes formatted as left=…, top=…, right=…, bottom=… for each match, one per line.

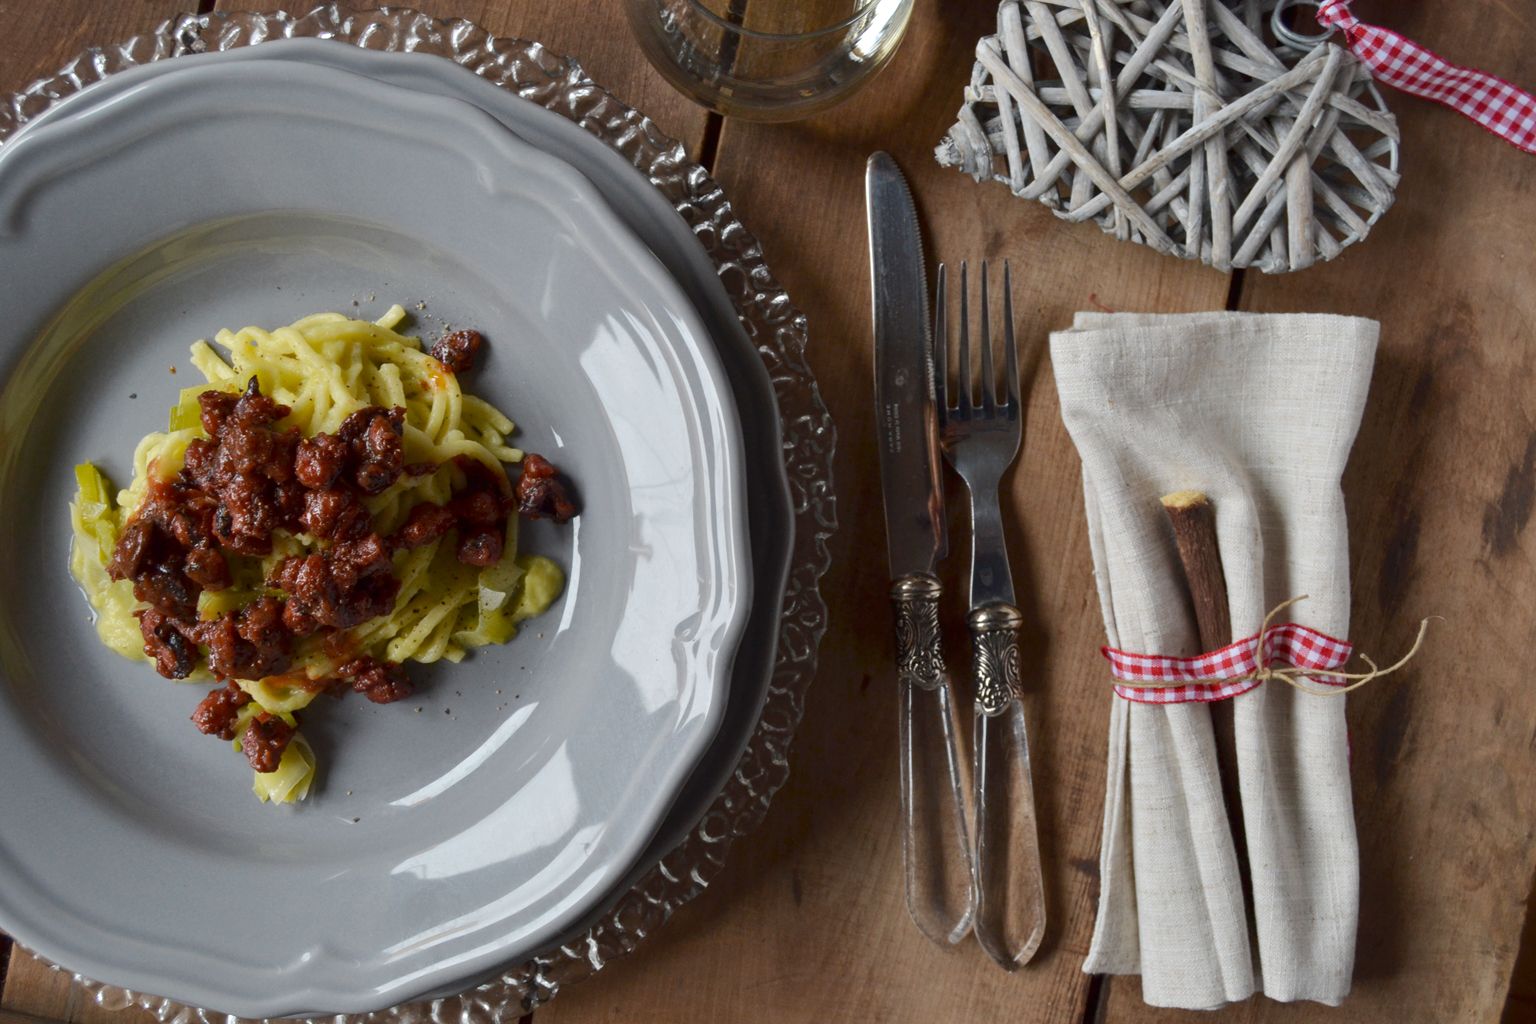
left=69, top=307, right=575, bottom=803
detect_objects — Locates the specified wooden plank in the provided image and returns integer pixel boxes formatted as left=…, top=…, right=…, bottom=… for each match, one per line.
left=538, top=1, right=1229, bottom=1020
left=0, top=0, right=186, bottom=99
left=1097, top=3, right=1536, bottom=1022
left=4, top=1007, right=71, bottom=1024
left=206, top=0, right=711, bottom=163
left=1507, top=902, right=1536, bottom=1023
left=7, top=1, right=1533, bottom=1021
left=2, top=953, right=77, bottom=1024
left=2, top=949, right=144, bottom=1024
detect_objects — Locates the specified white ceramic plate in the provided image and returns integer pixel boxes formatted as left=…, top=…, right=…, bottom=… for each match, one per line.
left=0, top=58, right=750, bottom=1017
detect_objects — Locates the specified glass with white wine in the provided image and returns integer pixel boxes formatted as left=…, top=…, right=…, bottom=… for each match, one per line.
left=625, top=0, right=915, bottom=121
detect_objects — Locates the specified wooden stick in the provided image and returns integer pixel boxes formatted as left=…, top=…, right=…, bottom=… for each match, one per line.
left=1161, top=490, right=1232, bottom=650
left=1161, top=490, right=1256, bottom=937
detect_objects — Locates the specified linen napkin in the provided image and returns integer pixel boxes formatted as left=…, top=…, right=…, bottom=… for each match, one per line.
left=1052, top=312, right=1378, bottom=1009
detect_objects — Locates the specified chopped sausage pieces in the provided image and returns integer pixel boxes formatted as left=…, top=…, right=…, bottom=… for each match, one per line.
left=99, top=358, right=574, bottom=764
left=430, top=329, right=484, bottom=374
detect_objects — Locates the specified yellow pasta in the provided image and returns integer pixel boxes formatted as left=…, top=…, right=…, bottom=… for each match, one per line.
left=68, top=308, right=565, bottom=804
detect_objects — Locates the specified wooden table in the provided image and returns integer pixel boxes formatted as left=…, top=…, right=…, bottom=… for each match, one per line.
left=3, top=2, right=1534, bottom=1022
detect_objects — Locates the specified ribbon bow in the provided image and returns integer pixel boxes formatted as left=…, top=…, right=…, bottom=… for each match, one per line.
left=1315, top=0, right=1536, bottom=155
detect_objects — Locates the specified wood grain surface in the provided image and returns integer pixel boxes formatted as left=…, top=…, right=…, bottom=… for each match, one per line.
left=2, top=2, right=1535, bottom=1023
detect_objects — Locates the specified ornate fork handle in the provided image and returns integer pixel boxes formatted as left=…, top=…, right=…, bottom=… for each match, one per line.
left=969, top=599, right=1045, bottom=968
left=969, top=602, right=1023, bottom=715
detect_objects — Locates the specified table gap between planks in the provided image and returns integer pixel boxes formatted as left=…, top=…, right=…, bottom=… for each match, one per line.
left=2, top=2, right=1535, bottom=1023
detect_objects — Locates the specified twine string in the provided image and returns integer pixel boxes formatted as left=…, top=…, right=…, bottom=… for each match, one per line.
left=1108, top=595, right=1434, bottom=699
left=1242, top=596, right=1434, bottom=697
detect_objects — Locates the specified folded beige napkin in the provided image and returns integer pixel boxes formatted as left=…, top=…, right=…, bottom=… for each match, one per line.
left=1052, top=312, right=1378, bottom=1009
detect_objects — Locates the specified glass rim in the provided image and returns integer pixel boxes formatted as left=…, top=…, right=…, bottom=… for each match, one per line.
left=679, top=0, right=896, bottom=41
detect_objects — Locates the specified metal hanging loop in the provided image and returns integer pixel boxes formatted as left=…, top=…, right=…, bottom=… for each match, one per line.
left=1271, top=0, right=1335, bottom=52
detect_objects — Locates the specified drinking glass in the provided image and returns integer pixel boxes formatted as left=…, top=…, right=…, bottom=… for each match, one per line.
left=625, top=0, right=915, bottom=122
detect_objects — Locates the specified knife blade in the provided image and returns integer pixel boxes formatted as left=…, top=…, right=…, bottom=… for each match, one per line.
left=868, top=151, right=947, bottom=579
left=866, top=151, right=975, bottom=947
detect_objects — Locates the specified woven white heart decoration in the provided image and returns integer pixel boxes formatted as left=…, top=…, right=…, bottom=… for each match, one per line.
left=936, top=0, right=1402, bottom=273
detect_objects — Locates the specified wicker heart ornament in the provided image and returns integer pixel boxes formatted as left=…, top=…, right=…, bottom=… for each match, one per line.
left=937, top=0, right=1401, bottom=273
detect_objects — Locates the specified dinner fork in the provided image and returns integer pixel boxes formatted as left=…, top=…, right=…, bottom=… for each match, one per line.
left=934, top=261, right=1046, bottom=968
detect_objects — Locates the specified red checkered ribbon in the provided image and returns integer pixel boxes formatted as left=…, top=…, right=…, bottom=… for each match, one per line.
left=1103, top=621, right=1353, bottom=705
left=1316, top=0, right=1536, bottom=154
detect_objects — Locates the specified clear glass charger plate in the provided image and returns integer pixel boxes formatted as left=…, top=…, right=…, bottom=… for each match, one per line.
left=0, top=4, right=836, bottom=1021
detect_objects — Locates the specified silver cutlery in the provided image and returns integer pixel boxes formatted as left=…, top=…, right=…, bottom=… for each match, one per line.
left=935, top=260, right=1046, bottom=968
left=866, top=152, right=976, bottom=947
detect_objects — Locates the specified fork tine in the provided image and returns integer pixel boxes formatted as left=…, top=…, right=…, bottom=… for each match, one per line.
left=934, top=263, right=948, bottom=421
left=957, top=261, right=972, bottom=416
left=1004, top=260, right=1020, bottom=415
left=980, top=260, right=996, bottom=414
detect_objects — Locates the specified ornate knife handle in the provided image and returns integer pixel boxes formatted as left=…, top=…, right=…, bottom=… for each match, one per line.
left=891, top=574, right=945, bottom=690
left=969, top=602, right=1023, bottom=716
left=891, top=570, right=976, bottom=946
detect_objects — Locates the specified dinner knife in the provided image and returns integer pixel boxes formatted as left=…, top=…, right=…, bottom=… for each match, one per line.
left=866, top=151, right=976, bottom=946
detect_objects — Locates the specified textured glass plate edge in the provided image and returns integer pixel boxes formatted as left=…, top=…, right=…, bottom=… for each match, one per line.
left=0, top=4, right=837, bottom=1021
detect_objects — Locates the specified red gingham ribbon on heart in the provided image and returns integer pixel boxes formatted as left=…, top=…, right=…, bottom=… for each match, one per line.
left=1103, top=621, right=1353, bottom=705
left=1316, top=0, right=1536, bottom=154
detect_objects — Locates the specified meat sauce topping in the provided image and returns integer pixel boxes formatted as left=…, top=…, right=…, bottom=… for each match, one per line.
left=430, top=330, right=483, bottom=374
left=107, top=330, right=577, bottom=772
left=190, top=680, right=250, bottom=740
left=516, top=453, right=576, bottom=524
left=242, top=713, right=296, bottom=774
